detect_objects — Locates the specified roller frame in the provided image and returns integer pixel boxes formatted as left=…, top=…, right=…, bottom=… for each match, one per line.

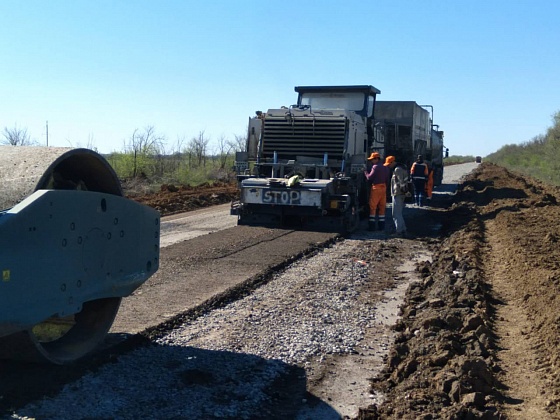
left=0, top=146, right=160, bottom=364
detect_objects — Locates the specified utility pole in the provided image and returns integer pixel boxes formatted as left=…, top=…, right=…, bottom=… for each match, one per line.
left=46, top=121, right=49, bottom=146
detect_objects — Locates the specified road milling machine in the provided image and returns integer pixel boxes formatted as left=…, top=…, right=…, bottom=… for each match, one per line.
left=231, top=85, right=447, bottom=231
left=231, top=85, right=384, bottom=232
left=0, top=146, right=160, bottom=364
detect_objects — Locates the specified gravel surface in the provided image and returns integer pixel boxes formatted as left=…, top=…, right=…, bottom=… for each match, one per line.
left=8, top=236, right=428, bottom=420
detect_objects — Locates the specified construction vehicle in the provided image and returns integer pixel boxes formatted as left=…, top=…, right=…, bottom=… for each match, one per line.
left=231, top=85, right=447, bottom=230
left=231, top=85, right=383, bottom=232
left=0, top=146, right=160, bottom=364
left=373, top=101, right=447, bottom=186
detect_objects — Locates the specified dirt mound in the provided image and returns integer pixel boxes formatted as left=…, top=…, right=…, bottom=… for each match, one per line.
left=359, top=163, right=560, bottom=419
left=128, top=182, right=239, bottom=216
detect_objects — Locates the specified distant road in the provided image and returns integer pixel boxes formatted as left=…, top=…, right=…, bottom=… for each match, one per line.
left=434, top=162, right=479, bottom=197
left=443, top=162, right=479, bottom=184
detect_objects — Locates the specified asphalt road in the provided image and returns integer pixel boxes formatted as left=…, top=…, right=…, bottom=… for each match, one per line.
left=159, top=203, right=238, bottom=247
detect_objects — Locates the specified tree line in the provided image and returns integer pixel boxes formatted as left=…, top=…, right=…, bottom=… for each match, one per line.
left=1, top=124, right=245, bottom=186
left=4, top=111, right=560, bottom=187
left=486, top=111, right=560, bottom=185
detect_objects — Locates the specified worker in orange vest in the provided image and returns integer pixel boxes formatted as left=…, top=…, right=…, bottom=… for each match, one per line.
left=364, top=152, right=390, bottom=231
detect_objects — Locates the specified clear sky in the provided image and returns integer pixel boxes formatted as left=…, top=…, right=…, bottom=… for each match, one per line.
left=1, top=0, right=558, bottom=157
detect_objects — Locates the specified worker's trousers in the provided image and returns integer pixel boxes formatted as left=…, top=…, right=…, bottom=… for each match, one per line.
left=412, top=178, right=426, bottom=207
left=369, top=184, right=386, bottom=230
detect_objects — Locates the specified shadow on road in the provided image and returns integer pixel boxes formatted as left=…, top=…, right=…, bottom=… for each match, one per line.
left=2, top=342, right=339, bottom=419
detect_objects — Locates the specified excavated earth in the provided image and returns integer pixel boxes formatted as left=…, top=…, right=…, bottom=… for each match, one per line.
left=126, top=181, right=239, bottom=216
left=359, top=163, right=560, bottom=419
left=2, top=163, right=560, bottom=419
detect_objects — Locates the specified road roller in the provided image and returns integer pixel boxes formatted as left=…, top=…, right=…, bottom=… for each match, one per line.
left=0, top=146, right=160, bottom=364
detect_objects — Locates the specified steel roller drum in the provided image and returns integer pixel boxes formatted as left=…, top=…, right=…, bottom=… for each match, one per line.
left=0, top=146, right=121, bottom=210
left=0, top=146, right=142, bottom=364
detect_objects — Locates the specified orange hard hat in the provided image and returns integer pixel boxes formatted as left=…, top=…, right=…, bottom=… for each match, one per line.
left=384, top=156, right=396, bottom=166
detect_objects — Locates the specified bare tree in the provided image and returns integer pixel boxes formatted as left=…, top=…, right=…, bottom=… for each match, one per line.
left=66, top=133, right=98, bottom=151
left=1, top=124, right=35, bottom=146
left=232, top=133, right=247, bottom=152
left=186, top=131, right=210, bottom=168
left=86, top=133, right=97, bottom=152
left=215, top=134, right=235, bottom=169
left=159, top=135, right=186, bottom=178
left=125, top=126, right=166, bottom=178
left=170, top=135, right=186, bottom=156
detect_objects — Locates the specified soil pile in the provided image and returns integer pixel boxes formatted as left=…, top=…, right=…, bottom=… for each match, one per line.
left=128, top=181, right=239, bottom=216
left=359, top=162, right=560, bottom=419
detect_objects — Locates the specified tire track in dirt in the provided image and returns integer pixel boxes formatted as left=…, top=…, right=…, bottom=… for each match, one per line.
left=485, top=219, right=552, bottom=418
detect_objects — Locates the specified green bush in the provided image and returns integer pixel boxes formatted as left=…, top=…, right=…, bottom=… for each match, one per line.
left=486, top=111, right=560, bottom=186
left=104, top=151, right=237, bottom=187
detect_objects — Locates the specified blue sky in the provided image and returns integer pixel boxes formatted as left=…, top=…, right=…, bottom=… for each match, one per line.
left=1, top=1, right=558, bottom=157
